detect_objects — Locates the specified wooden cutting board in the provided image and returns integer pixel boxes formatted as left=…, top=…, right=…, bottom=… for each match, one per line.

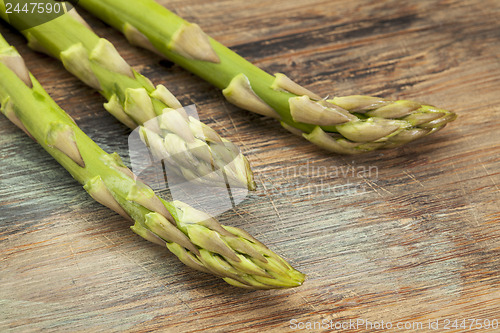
left=1, top=0, right=499, bottom=332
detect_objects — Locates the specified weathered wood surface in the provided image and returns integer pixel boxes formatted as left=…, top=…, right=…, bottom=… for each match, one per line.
left=1, top=0, right=499, bottom=332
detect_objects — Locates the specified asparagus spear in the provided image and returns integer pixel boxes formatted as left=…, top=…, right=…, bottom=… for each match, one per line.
left=0, top=3, right=255, bottom=190
left=0, top=32, right=304, bottom=289
left=75, top=0, right=456, bottom=154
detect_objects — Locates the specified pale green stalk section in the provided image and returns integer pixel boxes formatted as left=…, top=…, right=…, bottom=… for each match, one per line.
left=0, top=33, right=304, bottom=289
left=77, top=0, right=456, bottom=154
left=0, top=2, right=255, bottom=189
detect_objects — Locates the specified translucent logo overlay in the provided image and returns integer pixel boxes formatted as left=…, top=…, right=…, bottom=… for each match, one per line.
left=128, top=105, right=249, bottom=217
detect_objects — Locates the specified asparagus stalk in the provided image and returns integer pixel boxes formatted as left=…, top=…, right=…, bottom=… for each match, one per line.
left=75, top=0, right=456, bottom=154
left=0, top=33, right=304, bottom=289
left=0, top=3, right=255, bottom=190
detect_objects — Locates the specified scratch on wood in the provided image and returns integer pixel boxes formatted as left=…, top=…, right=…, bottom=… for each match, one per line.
left=255, top=172, right=285, bottom=230
left=481, top=163, right=500, bottom=193
left=404, top=170, right=425, bottom=187
left=69, top=243, right=82, bottom=275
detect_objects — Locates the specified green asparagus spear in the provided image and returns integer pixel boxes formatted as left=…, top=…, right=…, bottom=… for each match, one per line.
left=0, top=3, right=255, bottom=190
left=75, top=0, right=456, bottom=154
left=0, top=32, right=304, bottom=289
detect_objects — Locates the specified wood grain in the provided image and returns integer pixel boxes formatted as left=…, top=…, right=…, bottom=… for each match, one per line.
left=1, top=0, right=499, bottom=332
